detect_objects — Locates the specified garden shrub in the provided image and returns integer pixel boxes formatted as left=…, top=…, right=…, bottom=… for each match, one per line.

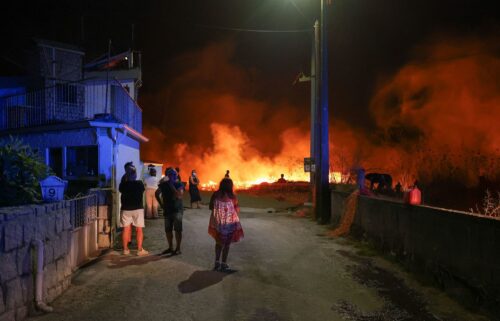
left=0, top=136, right=51, bottom=206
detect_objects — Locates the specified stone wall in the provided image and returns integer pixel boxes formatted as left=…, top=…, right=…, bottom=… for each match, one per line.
left=331, top=190, right=500, bottom=318
left=0, top=202, right=74, bottom=321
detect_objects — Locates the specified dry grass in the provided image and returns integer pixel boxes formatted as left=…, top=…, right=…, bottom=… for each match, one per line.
left=470, top=189, right=500, bottom=218
left=242, top=182, right=310, bottom=207
left=328, top=190, right=359, bottom=237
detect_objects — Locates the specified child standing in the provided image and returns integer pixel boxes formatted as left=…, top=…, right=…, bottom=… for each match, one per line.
left=208, top=178, right=244, bottom=271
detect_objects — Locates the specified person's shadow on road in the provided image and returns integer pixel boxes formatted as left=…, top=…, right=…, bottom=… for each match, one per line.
left=178, top=270, right=236, bottom=293
left=104, top=253, right=169, bottom=269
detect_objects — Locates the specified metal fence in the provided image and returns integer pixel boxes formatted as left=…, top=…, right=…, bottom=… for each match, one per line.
left=69, top=193, right=98, bottom=229
left=0, top=79, right=142, bottom=132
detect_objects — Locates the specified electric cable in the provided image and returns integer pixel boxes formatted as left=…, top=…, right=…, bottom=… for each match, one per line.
left=195, top=24, right=310, bottom=33
left=289, top=0, right=312, bottom=23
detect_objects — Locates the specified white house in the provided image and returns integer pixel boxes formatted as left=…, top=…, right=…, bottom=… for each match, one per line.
left=0, top=39, right=148, bottom=228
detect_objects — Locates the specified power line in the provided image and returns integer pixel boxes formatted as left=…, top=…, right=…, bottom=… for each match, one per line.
left=0, top=55, right=28, bottom=71
left=195, top=24, right=310, bottom=34
left=289, top=0, right=312, bottom=23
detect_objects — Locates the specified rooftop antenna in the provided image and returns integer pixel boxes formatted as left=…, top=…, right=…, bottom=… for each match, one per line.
left=131, top=23, right=135, bottom=50
left=105, top=39, right=111, bottom=114
left=80, top=15, right=85, bottom=44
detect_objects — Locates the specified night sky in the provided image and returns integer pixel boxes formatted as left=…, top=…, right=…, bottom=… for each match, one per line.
left=2, top=0, right=500, bottom=159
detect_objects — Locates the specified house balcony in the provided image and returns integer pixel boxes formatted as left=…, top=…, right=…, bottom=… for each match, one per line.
left=0, top=79, right=142, bottom=133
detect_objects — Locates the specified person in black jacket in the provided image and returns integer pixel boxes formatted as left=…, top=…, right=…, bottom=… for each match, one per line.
left=158, top=167, right=184, bottom=255
left=119, top=162, right=149, bottom=256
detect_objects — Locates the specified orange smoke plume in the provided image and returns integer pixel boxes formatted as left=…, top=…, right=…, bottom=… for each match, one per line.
left=367, top=34, right=500, bottom=186
left=141, top=42, right=311, bottom=187
left=142, top=34, right=500, bottom=195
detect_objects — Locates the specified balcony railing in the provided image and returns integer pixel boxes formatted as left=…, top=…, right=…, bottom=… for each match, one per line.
left=0, top=79, right=142, bottom=132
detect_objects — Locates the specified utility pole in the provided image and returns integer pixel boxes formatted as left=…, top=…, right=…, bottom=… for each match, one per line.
left=310, top=20, right=319, bottom=211
left=315, top=0, right=331, bottom=224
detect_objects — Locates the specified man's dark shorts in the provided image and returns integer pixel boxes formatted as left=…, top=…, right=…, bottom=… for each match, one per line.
left=164, top=209, right=183, bottom=232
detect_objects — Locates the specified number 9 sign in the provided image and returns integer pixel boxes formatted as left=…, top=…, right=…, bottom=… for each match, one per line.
left=40, top=176, right=67, bottom=202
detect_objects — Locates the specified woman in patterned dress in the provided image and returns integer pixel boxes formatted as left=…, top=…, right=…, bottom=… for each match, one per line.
left=208, top=178, right=244, bottom=271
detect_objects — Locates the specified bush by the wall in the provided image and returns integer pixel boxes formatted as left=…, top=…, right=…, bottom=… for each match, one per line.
left=0, top=136, right=51, bottom=206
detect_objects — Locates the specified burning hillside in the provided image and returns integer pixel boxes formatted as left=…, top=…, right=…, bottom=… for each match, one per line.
left=174, top=123, right=310, bottom=189
left=141, top=34, right=500, bottom=207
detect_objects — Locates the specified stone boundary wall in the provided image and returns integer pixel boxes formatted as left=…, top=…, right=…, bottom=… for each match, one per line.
left=0, top=202, right=74, bottom=321
left=331, top=190, right=500, bottom=318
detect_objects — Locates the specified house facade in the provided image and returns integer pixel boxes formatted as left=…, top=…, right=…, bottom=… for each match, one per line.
left=0, top=39, right=148, bottom=227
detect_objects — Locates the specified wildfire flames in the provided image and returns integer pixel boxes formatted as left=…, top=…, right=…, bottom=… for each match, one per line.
left=142, top=35, right=500, bottom=192
left=176, top=123, right=310, bottom=189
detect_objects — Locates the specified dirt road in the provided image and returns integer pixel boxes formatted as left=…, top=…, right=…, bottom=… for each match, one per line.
left=30, top=205, right=487, bottom=321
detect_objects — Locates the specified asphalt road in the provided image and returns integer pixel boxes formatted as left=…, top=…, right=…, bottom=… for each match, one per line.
left=30, top=205, right=488, bottom=321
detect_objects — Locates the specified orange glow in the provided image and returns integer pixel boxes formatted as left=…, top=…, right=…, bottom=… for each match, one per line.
left=366, top=35, right=500, bottom=187
left=142, top=36, right=500, bottom=192
left=175, top=123, right=310, bottom=190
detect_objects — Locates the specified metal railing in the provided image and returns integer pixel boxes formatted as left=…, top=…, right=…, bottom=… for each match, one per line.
left=0, top=79, right=142, bottom=132
left=69, top=193, right=98, bottom=229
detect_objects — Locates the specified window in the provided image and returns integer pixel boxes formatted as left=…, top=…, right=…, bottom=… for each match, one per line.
left=56, top=83, right=78, bottom=104
left=48, top=148, right=63, bottom=177
left=66, top=146, right=98, bottom=177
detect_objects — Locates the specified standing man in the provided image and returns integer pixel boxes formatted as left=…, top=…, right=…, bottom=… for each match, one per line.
left=277, top=174, right=287, bottom=183
left=158, top=167, right=184, bottom=255
left=119, top=162, right=148, bottom=256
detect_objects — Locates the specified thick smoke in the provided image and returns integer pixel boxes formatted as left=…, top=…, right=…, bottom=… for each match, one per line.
left=141, top=42, right=310, bottom=185
left=367, top=35, right=500, bottom=187
left=141, top=35, right=500, bottom=191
